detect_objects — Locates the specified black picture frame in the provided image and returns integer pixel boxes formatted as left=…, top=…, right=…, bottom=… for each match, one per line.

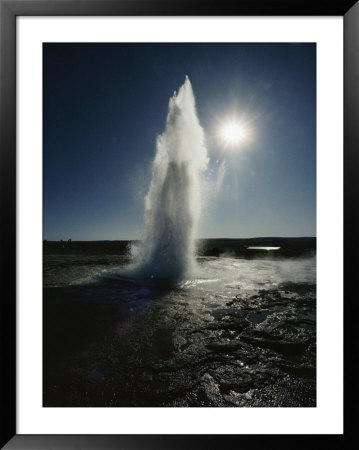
left=1, top=0, right=357, bottom=448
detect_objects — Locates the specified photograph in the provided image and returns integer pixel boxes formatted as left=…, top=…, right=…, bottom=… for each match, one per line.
left=42, top=42, right=316, bottom=408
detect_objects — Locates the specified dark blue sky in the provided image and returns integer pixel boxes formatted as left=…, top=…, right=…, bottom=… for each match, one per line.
left=43, top=43, right=316, bottom=240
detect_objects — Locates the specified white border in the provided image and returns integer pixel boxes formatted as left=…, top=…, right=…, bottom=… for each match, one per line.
left=17, top=17, right=343, bottom=434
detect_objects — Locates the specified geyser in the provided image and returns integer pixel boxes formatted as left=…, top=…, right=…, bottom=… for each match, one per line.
left=135, top=76, right=208, bottom=281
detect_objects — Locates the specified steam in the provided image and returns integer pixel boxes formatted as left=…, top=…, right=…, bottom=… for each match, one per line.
left=134, top=76, right=208, bottom=281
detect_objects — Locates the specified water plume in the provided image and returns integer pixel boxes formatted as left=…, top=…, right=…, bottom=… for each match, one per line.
left=134, top=76, right=208, bottom=281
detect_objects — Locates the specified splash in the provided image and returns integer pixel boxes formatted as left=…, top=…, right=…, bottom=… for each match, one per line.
left=134, top=76, right=208, bottom=281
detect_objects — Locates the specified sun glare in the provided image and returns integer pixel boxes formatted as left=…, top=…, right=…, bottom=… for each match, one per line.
left=220, top=121, right=248, bottom=146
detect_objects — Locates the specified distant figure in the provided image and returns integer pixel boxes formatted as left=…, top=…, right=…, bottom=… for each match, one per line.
left=60, top=239, right=64, bottom=249
left=67, top=238, right=72, bottom=248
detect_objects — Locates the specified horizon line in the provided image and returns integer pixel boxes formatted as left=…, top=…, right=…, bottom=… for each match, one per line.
left=43, top=236, right=317, bottom=242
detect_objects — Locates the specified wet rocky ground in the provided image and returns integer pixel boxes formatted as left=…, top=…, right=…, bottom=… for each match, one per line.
left=44, top=274, right=316, bottom=407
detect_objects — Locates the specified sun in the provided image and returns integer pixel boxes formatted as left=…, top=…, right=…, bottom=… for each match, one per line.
left=220, top=121, right=248, bottom=146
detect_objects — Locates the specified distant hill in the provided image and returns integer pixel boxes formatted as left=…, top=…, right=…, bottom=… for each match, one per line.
left=197, top=237, right=316, bottom=258
left=43, top=237, right=315, bottom=258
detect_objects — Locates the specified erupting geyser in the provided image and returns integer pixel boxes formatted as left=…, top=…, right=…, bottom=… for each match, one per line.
left=135, top=76, right=208, bottom=281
